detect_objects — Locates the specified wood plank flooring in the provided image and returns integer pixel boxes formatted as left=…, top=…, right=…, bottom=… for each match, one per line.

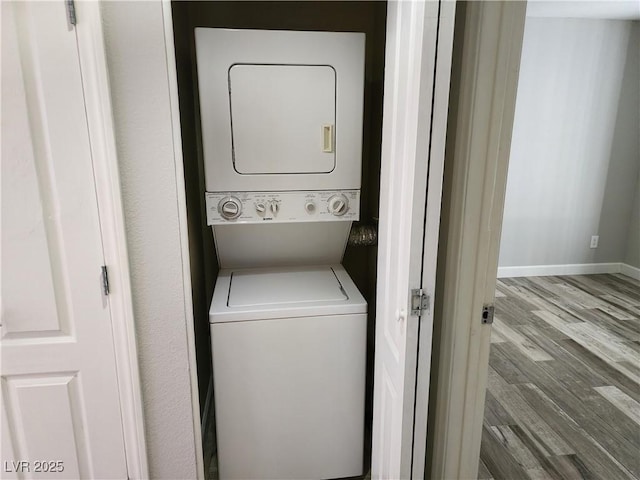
left=480, top=273, right=640, bottom=480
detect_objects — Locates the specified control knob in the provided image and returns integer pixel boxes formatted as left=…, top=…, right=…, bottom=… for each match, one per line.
left=305, top=201, right=316, bottom=214
left=327, top=194, right=349, bottom=216
left=255, top=202, right=266, bottom=216
left=218, top=196, right=242, bottom=220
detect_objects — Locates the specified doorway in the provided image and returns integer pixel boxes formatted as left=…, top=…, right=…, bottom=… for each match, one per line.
left=479, top=8, right=640, bottom=479
left=170, top=2, right=386, bottom=478
left=166, top=1, right=457, bottom=478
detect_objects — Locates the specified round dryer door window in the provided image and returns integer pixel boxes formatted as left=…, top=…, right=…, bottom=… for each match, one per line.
left=229, top=64, right=336, bottom=175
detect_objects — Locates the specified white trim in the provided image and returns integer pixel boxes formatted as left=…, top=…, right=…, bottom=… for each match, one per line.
left=621, top=263, right=640, bottom=280
left=497, top=262, right=623, bottom=278
left=429, top=2, right=527, bottom=479
left=73, top=2, right=149, bottom=478
left=497, top=262, right=640, bottom=279
left=160, top=2, right=205, bottom=479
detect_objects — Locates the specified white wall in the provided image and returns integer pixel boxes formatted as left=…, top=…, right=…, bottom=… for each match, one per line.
left=101, top=2, right=199, bottom=478
left=499, top=18, right=639, bottom=270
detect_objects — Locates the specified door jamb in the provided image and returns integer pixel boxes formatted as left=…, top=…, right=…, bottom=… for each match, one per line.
left=159, top=1, right=207, bottom=479
left=428, top=2, right=526, bottom=479
left=74, top=3, right=150, bottom=478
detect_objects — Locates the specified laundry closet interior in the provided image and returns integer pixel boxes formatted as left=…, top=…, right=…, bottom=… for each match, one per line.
left=170, top=2, right=388, bottom=478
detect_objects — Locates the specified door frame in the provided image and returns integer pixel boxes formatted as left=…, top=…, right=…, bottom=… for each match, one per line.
left=428, top=2, right=527, bottom=479
left=160, top=1, right=207, bottom=478
left=74, top=3, right=149, bottom=478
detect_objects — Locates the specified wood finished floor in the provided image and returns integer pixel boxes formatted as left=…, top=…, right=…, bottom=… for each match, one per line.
left=479, top=273, right=640, bottom=480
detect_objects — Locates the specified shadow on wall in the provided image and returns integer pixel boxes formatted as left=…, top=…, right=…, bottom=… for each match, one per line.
left=597, top=22, right=640, bottom=266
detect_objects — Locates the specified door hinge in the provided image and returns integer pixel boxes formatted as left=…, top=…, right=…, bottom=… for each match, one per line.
left=481, top=305, right=494, bottom=324
left=65, top=0, right=77, bottom=26
left=101, top=265, right=110, bottom=296
left=411, top=288, right=430, bottom=316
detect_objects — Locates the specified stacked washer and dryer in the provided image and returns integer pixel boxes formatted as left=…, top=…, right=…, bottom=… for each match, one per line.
left=195, top=28, right=367, bottom=480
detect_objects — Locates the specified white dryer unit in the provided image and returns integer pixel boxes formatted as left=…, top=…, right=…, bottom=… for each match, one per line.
left=195, top=28, right=366, bottom=192
left=210, top=265, right=367, bottom=480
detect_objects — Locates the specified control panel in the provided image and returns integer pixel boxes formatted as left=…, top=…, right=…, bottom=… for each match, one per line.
left=206, top=190, right=360, bottom=225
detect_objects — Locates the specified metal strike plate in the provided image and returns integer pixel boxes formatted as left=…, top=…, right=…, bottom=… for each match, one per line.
left=481, top=305, right=494, bottom=324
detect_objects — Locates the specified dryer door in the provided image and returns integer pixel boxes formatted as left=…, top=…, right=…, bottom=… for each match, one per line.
left=230, top=64, right=336, bottom=175
left=195, top=28, right=365, bottom=192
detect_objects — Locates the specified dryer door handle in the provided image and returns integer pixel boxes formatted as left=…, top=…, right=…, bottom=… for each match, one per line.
left=322, top=124, right=334, bottom=153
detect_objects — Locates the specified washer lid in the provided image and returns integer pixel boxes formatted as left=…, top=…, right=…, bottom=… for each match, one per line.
left=228, top=266, right=347, bottom=307
left=210, top=264, right=367, bottom=323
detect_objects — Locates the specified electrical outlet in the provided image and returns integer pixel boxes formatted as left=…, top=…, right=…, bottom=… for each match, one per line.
left=590, top=235, right=599, bottom=249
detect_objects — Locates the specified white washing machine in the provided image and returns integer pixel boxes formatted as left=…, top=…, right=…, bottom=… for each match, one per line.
left=195, top=28, right=367, bottom=480
left=210, top=265, right=366, bottom=479
left=205, top=190, right=368, bottom=479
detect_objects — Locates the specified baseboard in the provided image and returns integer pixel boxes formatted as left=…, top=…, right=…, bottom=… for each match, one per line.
left=201, top=376, right=213, bottom=441
left=497, top=262, right=622, bottom=278
left=620, top=263, right=640, bottom=281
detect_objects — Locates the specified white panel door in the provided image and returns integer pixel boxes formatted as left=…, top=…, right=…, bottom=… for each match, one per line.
left=1, top=2, right=128, bottom=478
left=372, top=1, right=452, bottom=479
